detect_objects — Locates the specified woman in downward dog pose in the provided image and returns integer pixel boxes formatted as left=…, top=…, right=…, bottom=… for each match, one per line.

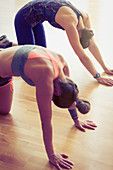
left=12, top=0, right=113, bottom=86
left=0, top=45, right=97, bottom=169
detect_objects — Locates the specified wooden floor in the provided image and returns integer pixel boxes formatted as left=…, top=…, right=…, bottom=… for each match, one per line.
left=0, top=0, right=113, bottom=170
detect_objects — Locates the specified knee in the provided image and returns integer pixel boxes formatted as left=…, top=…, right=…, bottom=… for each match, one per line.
left=0, top=97, right=13, bottom=115
left=0, top=108, right=11, bottom=115
left=0, top=81, right=13, bottom=115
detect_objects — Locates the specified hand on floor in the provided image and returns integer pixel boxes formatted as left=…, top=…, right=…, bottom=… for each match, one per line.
left=74, top=119, right=97, bottom=132
left=97, top=76, right=113, bottom=86
left=49, top=153, right=74, bottom=170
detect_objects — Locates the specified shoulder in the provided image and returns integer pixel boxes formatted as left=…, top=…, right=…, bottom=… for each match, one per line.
left=55, top=6, right=78, bottom=29
left=30, top=60, right=55, bottom=86
left=78, top=9, right=89, bottom=21
left=49, top=50, right=66, bottom=65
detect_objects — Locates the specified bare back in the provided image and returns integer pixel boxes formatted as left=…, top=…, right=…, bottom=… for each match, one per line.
left=0, top=45, right=67, bottom=84
left=0, top=46, right=21, bottom=77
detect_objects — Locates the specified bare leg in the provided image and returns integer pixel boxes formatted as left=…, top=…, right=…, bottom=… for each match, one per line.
left=0, top=80, right=13, bottom=115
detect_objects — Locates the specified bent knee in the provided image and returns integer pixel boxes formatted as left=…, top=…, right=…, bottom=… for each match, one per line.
left=0, top=81, right=13, bottom=115
left=0, top=108, right=11, bottom=115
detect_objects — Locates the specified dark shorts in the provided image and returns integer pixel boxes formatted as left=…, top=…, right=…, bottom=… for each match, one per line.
left=0, top=77, right=12, bottom=86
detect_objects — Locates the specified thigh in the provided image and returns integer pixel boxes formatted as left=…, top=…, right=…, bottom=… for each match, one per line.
left=14, top=11, right=35, bottom=45
left=0, top=81, right=13, bottom=114
left=33, top=23, right=47, bottom=47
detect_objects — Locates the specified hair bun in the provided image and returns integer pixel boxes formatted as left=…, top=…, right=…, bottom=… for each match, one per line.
left=76, top=99, right=91, bottom=114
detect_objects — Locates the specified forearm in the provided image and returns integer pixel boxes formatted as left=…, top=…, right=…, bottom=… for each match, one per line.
left=35, top=78, right=55, bottom=159
left=68, top=108, right=84, bottom=130
left=79, top=54, right=100, bottom=77
left=68, top=107, right=78, bottom=121
left=66, top=27, right=98, bottom=77
left=88, top=41, right=107, bottom=71
left=42, top=122, right=54, bottom=159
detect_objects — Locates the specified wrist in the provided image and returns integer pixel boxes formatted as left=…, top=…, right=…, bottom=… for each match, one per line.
left=102, top=65, right=108, bottom=71
left=48, top=153, right=55, bottom=160
left=93, top=73, right=101, bottom=79
left=68, top=108, right=78, bottom=120
left=74, top=118, right=79, bottom=123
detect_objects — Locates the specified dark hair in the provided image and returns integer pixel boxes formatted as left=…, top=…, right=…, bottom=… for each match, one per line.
left=76, top=99, right=91, bottom=114
left=53, top=78, right=79, bottom=108
left=80, top=29, right=94, bottom=49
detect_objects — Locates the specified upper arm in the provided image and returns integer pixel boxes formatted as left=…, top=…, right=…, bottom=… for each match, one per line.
left=55, top=6, right=88, bottom=60
left=35, top=73, right=54, bottom=125
left=65, top=24, right=87, bottom=58
left=55, top=8, right=86, bottom=57
left=55, top=6, right=78, bottom=30
left=57, top=53, right=70, bottom=76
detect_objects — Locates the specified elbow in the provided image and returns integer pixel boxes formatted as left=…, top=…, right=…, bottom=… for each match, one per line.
left=65, top=22, right=76, bottom=32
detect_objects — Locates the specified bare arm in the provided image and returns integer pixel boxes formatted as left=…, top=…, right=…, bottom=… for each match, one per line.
left=55, top=7, right=113, bottom=86
left=65, top=26, right=113, bottom=86
left=34, top=70, right=73, bottom=169
left=35, top=75, right=54, bottom=159
left=83, top=13, right=108, bottom=71
left=68, top=102, right=97, bottom=132
left=83, top=13, right=113, bottom=75
left=55, top=7, right=99, bottom=77
left=65, top=24, right=99, bottom=77
left=65, top=25, right=113, bottom=85
left=88, top=39, right=107, bottom=70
